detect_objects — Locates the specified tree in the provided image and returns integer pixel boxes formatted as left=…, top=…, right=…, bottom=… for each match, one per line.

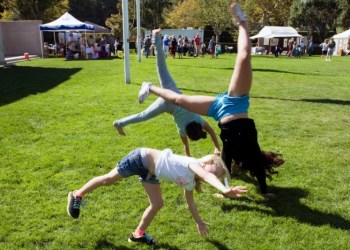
left=336, top=0, right=350, bottom=29
left=165, top=0, right=202, bottom=29
left=165, top=0, right=235, bottom=43
left=237, top=0, right=293, bottom=32
left=1, top=0, right=68, bottom=22
left=68, top=0, right=116, bottom=26
left=289, top=0, right=339, bottom=39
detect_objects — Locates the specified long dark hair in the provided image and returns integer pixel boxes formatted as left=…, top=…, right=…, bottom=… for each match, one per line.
left=231, top=151, right=284, bottom=180
left=186, top=121, right=207, bottom=141
left=261, top=151, right=284, bottom=180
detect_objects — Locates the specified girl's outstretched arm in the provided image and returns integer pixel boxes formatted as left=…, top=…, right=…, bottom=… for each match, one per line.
left=180, top=136, right=191, bottom=156
left=188, top=163, right=248, bottom=198
left=184, top=189, right=208, bottom=236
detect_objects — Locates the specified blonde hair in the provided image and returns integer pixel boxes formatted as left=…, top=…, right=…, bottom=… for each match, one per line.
left=194, top=154, right=231, bottom=193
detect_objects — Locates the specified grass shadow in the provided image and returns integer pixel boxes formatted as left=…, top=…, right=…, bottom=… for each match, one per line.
left=94, top=239, right=133, bottom=250
left=0, top=65, right=82, bottom=106
left=221, top=186, right=350, bottom=230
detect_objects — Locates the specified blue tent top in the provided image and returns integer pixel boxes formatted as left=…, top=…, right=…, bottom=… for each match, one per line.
left=40, top=12, right=94, bottom=31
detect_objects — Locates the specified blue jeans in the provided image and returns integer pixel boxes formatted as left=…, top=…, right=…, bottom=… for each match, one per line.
left=117, top=148, right=159, bottom=184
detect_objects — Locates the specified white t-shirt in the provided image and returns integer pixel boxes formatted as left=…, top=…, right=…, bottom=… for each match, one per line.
left=155, top=149, right=199, bottom=190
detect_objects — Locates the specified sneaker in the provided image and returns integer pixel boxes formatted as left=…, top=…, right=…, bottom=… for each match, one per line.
left=67, top=191, right=85, bottom=219
left=128, top=232, right=157, bottom=245
left=138, top=82, right=152, bottom=103
left=231, top=2, right=247, bottom=25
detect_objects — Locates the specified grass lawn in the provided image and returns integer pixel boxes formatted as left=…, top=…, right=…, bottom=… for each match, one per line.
left=0, top=53, right=349, bottom=250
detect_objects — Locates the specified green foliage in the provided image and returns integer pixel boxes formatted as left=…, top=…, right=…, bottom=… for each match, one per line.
left=1, top=0, right=68, bottom=22
left=289, top=0, right=339, bottom=39
left=0, top=54, right=349, bottom=249
left=68, top=0, right=117, bottom=26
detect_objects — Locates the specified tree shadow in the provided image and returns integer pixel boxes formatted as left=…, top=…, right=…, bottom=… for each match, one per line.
left=221, top=186, right=350, bottom=230
left=0, top=65, right=82, bottom=106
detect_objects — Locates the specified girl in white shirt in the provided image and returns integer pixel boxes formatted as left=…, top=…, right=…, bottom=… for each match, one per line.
left=67, top=147, right=247, bottom=246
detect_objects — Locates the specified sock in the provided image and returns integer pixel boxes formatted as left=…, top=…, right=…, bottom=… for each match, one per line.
left=134, top=230, right=145, bottom=238
left=75, top=191, right=83, bottom=199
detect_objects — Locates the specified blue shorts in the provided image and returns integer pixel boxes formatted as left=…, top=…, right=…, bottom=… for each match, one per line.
left=117, top=148, right=160, bottom=184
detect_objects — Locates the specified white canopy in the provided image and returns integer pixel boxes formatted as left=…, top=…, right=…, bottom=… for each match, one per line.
left=250, top=26, right=302, bottom=39
left=333, top=29, right=350, bottom=39
left=40, top=12, right=94, bottom=31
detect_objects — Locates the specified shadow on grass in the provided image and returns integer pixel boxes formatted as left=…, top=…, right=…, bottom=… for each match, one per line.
left=221, top=186, right=350, bottom=230
left=0, top=65, right=82, bottom=106
left=94, top=239, right=133, bottom=250
left=206, top=239, right=231, bottom=250
left=94, top=239, right=181, bottom=250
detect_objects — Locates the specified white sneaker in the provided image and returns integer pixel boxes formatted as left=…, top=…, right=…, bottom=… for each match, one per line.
left=231, top=2, right=247, bottom=25
left=138, top=82, right=152, bottom=103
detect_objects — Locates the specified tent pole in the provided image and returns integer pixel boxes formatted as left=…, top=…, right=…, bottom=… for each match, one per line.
left=54, top=32, right=57, bottom=57
left=40, top=30, right=44, bottom=58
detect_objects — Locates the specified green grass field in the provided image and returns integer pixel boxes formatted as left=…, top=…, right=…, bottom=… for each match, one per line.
left=0, top=53, right=349, bottom=250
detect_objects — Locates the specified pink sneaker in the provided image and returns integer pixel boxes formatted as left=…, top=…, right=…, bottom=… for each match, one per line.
left=231, top=2, right=247, bottom=25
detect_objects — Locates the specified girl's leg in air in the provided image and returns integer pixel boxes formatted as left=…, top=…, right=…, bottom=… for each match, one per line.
left=227, top=3, right=252, bottom=97
left=75, top=168, right=123, bottom=197
left=114, top=98, right=168, bottom=135
left=149, top=86, right=215, bottom=117
left=153, top=29, right=180, bottom=93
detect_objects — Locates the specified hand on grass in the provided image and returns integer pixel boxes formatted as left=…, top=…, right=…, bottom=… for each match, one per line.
left=223, top=186, right=248, bottom=198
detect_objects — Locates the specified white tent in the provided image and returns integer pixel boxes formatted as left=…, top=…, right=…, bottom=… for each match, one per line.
left=250, top=26, right=302, bottom=39
left=40, top=12, right=94, bottom=31
left=333, top=29, right=350, bottom=39
left=39, top=12, right=95, bottom=58
left=332, top=29, right=350, bottom=55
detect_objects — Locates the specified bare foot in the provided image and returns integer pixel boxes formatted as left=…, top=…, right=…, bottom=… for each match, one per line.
left=152, top=28, right=161, bottom=36
left=113, top=122, right=126, bottom=136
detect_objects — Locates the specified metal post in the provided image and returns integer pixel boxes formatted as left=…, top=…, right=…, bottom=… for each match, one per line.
left=136, top=0, right=141, bottom=62
left=122, top=0, right=131, bottom=84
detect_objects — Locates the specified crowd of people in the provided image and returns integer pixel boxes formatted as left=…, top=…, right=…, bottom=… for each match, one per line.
left=66, top=2, right=285, bottom=246
left=140, top=32, right=223, bottom=59
left=44, top=33, right=122, bottom=60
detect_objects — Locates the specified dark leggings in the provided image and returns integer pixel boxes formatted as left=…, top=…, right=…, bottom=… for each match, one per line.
left=219, top=118, right=267, bottom=193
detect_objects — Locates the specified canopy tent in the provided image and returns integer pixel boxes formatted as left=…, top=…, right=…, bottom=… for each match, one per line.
left=250, top=26, right=302, bottom=39
left=333, top=29, right=350, bottom=39
left=332, top=29, right=350, bottom=56
left=39, top=12, right=95, bottom=58
left=40, top=12, right=94, bottom=31
left=84, top=21, right=110, bottom=33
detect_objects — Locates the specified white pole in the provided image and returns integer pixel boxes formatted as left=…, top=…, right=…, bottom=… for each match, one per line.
left=122, top=0, right=131, bottom=84
left=0, top=24, right=6, bottom=65
left=136, top=0, right=141, bottom=62
left=40, top=30, right=44, bottom=58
